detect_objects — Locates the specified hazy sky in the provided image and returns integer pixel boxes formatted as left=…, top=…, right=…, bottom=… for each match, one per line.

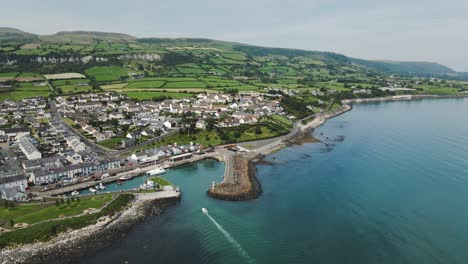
left=3, top=0, right=468, bottom=71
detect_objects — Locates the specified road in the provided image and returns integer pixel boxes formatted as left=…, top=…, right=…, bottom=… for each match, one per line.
left=50, top=101, right=112, bottom=156
left=49, top=101, right=179, bottom=158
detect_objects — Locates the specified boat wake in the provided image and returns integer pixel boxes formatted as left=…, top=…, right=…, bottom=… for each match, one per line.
left=203, top=210, right=256, bottom=264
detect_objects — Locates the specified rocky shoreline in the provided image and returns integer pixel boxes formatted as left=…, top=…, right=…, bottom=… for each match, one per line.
left=0, top=193, right=180, bottom=264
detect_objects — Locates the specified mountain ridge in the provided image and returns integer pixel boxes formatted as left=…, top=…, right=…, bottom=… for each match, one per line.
left=0, top=27, right=458, bottom=76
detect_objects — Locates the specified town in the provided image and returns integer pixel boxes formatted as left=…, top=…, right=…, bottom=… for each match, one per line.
left=0, top=85, right=299, bottom=201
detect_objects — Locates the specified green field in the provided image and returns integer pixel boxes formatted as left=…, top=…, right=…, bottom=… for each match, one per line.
left=125, top=80, right=166, bottom=88
left=97, top=137, right=125, bottom=149
left=124, top=91, right=194, bottom=100
left=85, top=66, right=134, bottom=82
left=0, top=83, right=50, bottom=101
left=163, top=81, right=207, bottom=88
left=0, top=194, right=113, bottom=225
left=0, top=72, right=18, bottom=78
left=56, top=84, right=93, bottom=94
left=0, top=194, right=133, bottom=248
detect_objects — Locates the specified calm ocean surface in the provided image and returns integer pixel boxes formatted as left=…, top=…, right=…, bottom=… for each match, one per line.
left=81, top=98, right=468, bottom=264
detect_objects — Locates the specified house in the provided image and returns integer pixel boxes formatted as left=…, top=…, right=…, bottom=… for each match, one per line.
left=0, top=127, right=30, bottom=141
left=196, top=119, right=206, bottom=129
left=66, top=150, right=83, bottom=165
left=109, top=112, right=124, bottom=119
left=121, top=138, right=136, bottom=148
left=22, top=156, right=63, bottom=171
left=18, top=137, right=42, bottom=160
left=1, top=188, right=27, bottom=201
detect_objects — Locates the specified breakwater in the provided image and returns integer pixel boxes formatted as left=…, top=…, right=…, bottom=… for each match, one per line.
left=207, top=154, right=261, bottom=201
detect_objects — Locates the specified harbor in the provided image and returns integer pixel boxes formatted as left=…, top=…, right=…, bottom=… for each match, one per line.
left=36, top=152, right=220, bottom=197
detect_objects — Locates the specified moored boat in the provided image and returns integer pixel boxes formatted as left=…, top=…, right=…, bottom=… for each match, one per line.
left=147, top=167, right=166, bottom=176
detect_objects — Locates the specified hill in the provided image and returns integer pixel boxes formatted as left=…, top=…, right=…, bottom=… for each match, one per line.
left=0, top=27, right=461, bottom=79
left=0, top=27, right=39, bottom=45
left=41, top=31, right=136, bottom=44
left=351, top=58, right=455, bottom=75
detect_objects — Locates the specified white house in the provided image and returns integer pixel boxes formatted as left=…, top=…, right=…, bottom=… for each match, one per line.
left=18, top=137, right=42, bottom=160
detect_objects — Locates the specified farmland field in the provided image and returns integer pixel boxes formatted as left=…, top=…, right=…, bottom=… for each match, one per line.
left=56, top=85, right=93, bottom=94
left=124, top=91, right=194, bottom=100
left=85, top=66, right=135, bottom=82
left=125, top=80, right=166, bottom=88
left=163, top=81, right=207, bottom=88
left=0, top=82, right=51, bottom=101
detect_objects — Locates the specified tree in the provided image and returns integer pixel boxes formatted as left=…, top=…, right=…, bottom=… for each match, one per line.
left=60, top=198, right=64, bottom=204
left=77, top=196, right=80, bottom=203
left=66, top=198, right=70, bottom=205
left=206, top=118, right=216, bottom=131
left=255, top=126, right=262, bottom=135
left=9, top=219, right=14, bottom=227
left=55, top=200, right=60, bottom=206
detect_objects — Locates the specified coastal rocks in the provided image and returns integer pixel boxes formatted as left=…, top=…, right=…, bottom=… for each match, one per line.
left=0, top=195, right=180, bottom=264
left=207, top=154, right=262, bottom=201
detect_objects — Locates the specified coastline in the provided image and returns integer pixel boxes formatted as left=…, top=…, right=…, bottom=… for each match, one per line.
left=206, top=103, right=352, bottom=201
left=206, top=94, right=468, bottom=202
left=0, top=191, right=181, bottom=264
left=3, top=95, right=465, bottom=261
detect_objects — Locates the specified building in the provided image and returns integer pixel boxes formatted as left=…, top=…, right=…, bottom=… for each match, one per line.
left=18, top=137, right=42, bottom=160
left=1, top=188, right=27, bottom=201
left=0, top=127, right=30, bottom=141
left=168, top=153, right=192, bottom=163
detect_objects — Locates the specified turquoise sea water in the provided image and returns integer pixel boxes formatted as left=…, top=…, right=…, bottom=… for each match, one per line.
left=81, top=98, right=468, bottom=264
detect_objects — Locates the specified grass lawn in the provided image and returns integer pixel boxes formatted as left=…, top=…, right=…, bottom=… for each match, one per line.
left=0, top=194, right=133, bottom=248
left=269, top=114, right=293, bottom=127
left=97, top=137, right=124, bottom=149
left=149, top=177, right=172, bottom=187
left=63, top=117, right=77, bottom=126
left=0, top=194, right=113, bottom=225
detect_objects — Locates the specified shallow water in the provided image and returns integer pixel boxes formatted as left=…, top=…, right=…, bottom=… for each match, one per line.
left=81, top=98, right=468, bottom=264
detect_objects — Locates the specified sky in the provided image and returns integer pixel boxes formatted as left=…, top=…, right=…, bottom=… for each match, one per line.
left=2, top=0, right=468, bottom=71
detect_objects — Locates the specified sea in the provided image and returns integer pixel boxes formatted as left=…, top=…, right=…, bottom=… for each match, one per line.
left=80, top=98, right=468, bottom=264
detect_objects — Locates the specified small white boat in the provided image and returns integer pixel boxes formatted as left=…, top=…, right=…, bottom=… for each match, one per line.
left=147, top=167, right=166, bottom=176
left=118, top=176, right=131, bottom=182
left=202, top=208, right=208, bottom=214
left=99, top=183, right=105, bottom=190
left=71, top=190, right=79, bottom=196
left=89, top=187, right=97, bottom=193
